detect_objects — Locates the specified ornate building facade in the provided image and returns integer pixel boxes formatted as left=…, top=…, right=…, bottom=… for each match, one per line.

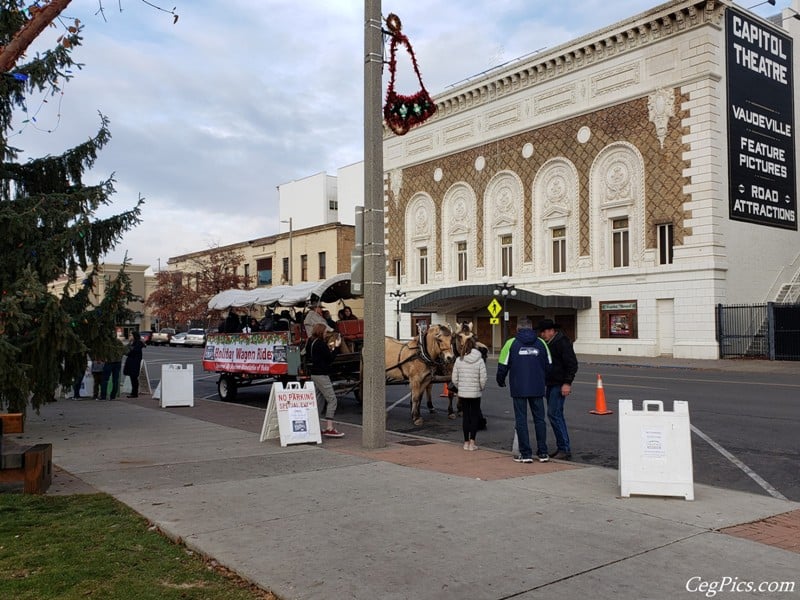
left=383, top=0, right=800, bottom=358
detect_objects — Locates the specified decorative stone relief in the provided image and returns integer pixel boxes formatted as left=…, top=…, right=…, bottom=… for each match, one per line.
left=545, top=173, right=568, bottom=209
left=522, top=143, right=534, bottom=159
left=577, top=126, right=591, bottom=144
left=494, top=183, right=518, bottom=226
left=605, top=160, right=633, bottom=204
left=475, top=156, right=486, bottom=171
left=413, top=204, right=431, bottom=238
left=433, top=167, right=443, bottom=182
left=647, top=88, right=675, bottom=149
left=449, top=196, right=472, bottom=235
left=389, top=168, right=403, bottom=201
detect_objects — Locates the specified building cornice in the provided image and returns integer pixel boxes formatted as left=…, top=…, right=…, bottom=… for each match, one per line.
left=387, top=0, right=724, bottom=134
left=166, top=222, right=355, bottom=265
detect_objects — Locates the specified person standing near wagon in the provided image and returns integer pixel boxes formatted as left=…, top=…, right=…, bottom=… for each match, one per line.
left=451, top=335, right=487, bottom=451
left=537, top=319, right=578, bottom=460
left=123, top=331, right=145, bottom=399
left=496, top=318, right=552, bottom=463
left=305, top=323, right=345, bottom=438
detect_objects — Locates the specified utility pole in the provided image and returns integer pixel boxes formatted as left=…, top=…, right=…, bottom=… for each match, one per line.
left=362, top=0, right=386, bottom=449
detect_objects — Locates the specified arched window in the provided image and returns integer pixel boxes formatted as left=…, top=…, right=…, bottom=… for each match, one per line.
left=589, top=143, right=645, bottom=271
left=483, top=172, right=524, bottom=278
left=532, top=158, right=580, bottom=275
left=405, top=193, right=437, bottom=286
left=442, top=183, right=477, bottom=283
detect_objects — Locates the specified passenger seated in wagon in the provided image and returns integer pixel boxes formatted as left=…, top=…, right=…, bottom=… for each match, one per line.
left=303, top=303, right=333, bottom=337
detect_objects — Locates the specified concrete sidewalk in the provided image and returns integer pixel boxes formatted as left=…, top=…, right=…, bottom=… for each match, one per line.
left=18, top=391, right=800, bottom=600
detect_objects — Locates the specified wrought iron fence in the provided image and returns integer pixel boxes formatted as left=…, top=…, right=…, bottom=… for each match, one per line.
left=717, top=303, right=800, bottom=361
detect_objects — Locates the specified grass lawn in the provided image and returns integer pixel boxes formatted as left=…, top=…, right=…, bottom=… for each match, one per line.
left=0, top=493, right=277, bottom=599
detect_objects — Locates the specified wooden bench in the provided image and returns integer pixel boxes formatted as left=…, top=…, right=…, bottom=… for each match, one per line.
left=0, top=413, right=52, bottom=494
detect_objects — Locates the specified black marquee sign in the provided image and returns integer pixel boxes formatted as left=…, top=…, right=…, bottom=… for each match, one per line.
left=726, top=7, right=797, bottom=230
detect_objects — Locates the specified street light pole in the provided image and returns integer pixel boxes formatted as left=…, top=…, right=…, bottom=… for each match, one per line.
left=493, top=275, right=517, bottom=343
left=280, top=217, right=293, bottom=285
left=388, top=287, right=406, bottom=339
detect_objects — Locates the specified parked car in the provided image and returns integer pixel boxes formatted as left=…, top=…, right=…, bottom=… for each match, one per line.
left=169, top=332, right=187, bottom=347
left=150, top=327, right=176, bottom=346
left=138, top=330, right=153, bottom=345
left=184, top=328, right=207, bottom=347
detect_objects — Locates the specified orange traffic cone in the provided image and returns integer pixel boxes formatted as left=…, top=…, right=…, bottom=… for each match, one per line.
left=590, top=374, right=613, bottom=415
left=440, top=383, right=450, bottom=397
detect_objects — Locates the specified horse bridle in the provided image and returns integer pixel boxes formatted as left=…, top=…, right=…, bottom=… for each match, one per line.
left=386, top=325, right=451, bottom=378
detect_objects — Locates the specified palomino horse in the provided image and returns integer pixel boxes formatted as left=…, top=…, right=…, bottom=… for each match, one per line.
left=425, top=322, right=489, bottom=419
left=386, top=324, right=455, bottom=426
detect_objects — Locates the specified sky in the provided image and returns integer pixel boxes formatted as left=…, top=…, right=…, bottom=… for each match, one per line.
left=14, top=0, right=794, bottom=273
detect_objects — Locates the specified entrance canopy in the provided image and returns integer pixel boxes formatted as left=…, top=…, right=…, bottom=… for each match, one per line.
left=400, top=284, right=591, bottom=314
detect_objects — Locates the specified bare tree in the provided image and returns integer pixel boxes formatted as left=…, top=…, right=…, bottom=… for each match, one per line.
left=146, top=246, right=252, bottom=328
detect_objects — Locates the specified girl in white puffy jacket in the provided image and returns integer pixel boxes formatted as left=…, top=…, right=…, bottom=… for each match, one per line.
left=451, top=336, right=487, bottom=451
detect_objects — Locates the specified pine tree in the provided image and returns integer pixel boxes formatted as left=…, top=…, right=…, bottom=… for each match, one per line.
left=0, top=2, right=142, bottom=414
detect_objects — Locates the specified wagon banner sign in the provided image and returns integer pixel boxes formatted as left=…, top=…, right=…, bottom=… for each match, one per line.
left=726, top=7, right=797, bottom=230
left=202, top=332, right=289, bottom=375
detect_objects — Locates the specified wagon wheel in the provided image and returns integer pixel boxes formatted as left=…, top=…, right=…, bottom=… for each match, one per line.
left=217, top=374, right=238, bottom=402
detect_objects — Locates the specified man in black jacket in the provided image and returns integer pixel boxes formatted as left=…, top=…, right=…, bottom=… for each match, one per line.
left=537, top=319, right=578, bottom=460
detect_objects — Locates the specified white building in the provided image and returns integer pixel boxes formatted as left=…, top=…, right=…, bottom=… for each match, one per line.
left=278, top=162, right=364, bottom=233
left=382, top=0, right=800, bottom=358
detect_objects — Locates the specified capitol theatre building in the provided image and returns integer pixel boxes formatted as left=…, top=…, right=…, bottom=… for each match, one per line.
left=383, top=0, right=800, bottom=359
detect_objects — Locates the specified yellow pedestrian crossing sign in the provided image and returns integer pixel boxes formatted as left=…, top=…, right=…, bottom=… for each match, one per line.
left=487, top=298, right=502, bottom=318
left=490, top=317, right=500, bottom=325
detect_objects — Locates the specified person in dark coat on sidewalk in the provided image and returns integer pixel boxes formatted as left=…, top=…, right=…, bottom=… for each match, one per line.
left=537, top=319, right=578, bottom=460
left=123, top=331, right=145, bottom=398
left=305, top=323, right=344, bottom=438
left=496, top=318, right=552, bottom=463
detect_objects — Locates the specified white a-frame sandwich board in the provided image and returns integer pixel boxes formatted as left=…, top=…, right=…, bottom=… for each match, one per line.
left=260, top=381, right=321, bottom=446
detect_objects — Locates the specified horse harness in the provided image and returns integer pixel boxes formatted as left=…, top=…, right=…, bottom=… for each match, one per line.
left=386, top=327, right=448, bottom=380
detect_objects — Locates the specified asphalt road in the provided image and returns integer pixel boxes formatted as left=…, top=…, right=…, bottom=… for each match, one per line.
left=143, top=346, right=800, bottom=502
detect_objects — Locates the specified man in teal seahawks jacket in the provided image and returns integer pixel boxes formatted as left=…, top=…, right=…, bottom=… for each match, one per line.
left=496, top=317, right=552, bottom=463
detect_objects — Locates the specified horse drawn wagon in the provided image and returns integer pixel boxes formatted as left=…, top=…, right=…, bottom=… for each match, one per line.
left=202, top=274, right=363, bottom=402
left=204, top=275, right=484, bottom=428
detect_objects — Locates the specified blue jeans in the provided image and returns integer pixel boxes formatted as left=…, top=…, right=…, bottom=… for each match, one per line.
left=101, top=362, right=121, bottom=400
left=546, top=385, right=571, bottom=453
left=513, top=396, right=547, bottom=458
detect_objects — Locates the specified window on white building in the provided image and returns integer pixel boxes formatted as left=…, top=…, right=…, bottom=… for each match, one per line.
left=612, top=218, right=630, bottom=268
left=552, top=227, right=566, bottom=273
left=318, top=251, right=326, bottom=279
left=501, top=235, right=513, bottom=277
left=657, top=223, right=674, bottom=265
left=419, top=247, right=428, bottom=285
left=301, top=254, right=308, bottom=281
left=456, top=241, right=468, bottom=282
